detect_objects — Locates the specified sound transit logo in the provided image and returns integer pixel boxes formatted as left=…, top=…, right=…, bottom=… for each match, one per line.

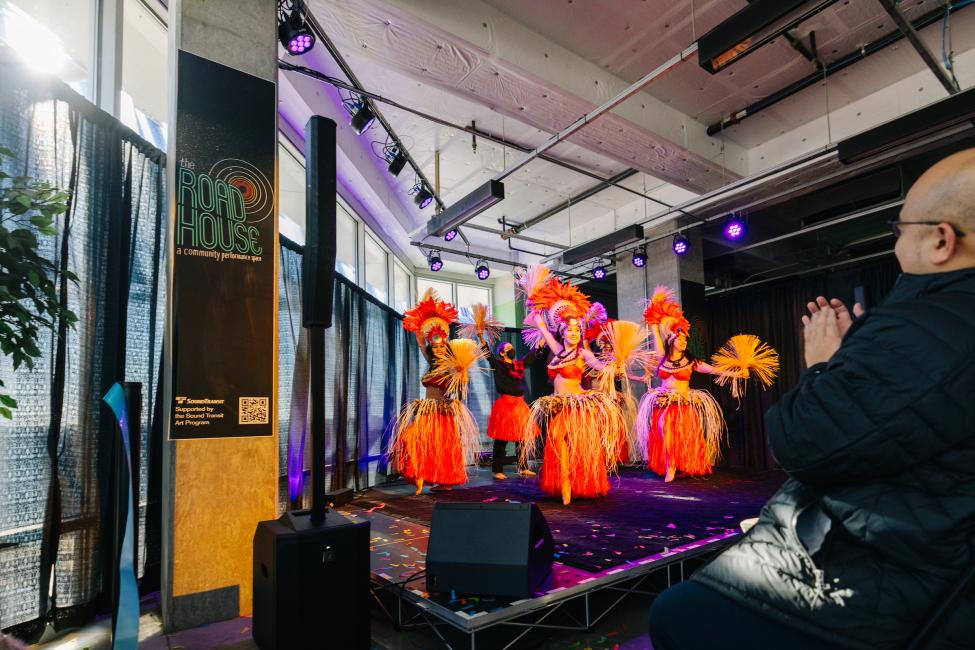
left=175, top=157, right=272, bottom=259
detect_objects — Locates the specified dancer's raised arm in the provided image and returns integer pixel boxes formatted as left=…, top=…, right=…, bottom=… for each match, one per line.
left=535, top=312, right=563, bottom=355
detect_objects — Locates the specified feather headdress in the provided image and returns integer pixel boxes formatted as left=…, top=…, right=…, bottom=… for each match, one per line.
left=643, top=285, right=690, bottom=334
left=710, top=334, right=780, bottom=399
left=458, top=303, right=503, bottom=344
left=530, top=276, right=592, bottom=330
left=584, top=302, right=609, bottom=342
left=402, top=288, right=458, bottom=339
left=514, top=265, right=551, bottom=307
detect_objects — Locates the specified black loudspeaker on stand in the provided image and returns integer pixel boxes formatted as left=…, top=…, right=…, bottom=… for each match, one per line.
left=252, top=116, right=370, bottom=649
left=426, top=502, right=554, bottom=598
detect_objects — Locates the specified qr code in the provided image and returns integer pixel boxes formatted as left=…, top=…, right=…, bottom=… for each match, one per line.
left=239, top=397, right=269, bottom=425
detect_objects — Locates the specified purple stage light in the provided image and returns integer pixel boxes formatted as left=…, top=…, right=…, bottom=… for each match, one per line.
left=724, top=218, right=746, bottom=241
left=475, top=261, right=490, bottom=281
left=429, top=253, right=443, bottom=272
left=350, top=104, right=376, bottom=135
left=279, top=16, right=315, bottom=56
left=288, top=33, right=313, bottom=54
left=414, top=185, right=434, bottom=209
left=444, top=229, right=458, bottom=242
left=632, top=249, right=647, bottom=268
left=673, top=233, right=690, bottom=256
left=593, top=266, right=607, bottom=280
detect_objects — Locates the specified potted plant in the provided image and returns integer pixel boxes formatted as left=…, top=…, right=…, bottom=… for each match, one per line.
left=0, top=145, right=76, bottom=418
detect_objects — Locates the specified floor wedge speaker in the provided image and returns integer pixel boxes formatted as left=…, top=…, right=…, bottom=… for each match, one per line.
left=426, top=502, right=553, bottom=599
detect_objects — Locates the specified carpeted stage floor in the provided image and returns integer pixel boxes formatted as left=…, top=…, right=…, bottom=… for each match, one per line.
left=353, top=467, right=786, bottom=574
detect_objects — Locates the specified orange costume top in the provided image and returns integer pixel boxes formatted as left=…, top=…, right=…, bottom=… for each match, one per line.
left=657, top=362, right=695, bottom=382
left=421, top=370, right=452, bottom=392
left=547, top=356, right=586, bottom=381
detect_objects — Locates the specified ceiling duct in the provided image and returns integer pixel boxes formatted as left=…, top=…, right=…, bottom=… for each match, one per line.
left=425, top=180, right=505, bottom=238
left=838, top=86, right=975, bottom=164
left=561, top=225, right=644, bottom=266
left=697, top=0, right=837, bottom=74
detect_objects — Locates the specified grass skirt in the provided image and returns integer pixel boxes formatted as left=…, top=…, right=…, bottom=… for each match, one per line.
left=635, top=388, right=726, bottom=476
left=487, top=394, right=537, bottom=442
left=521, top=392, right=625, bottom=499
left=389, top=398, right=480, bottom=486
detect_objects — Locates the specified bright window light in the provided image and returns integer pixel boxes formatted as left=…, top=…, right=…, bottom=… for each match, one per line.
left=0, top=3, right=68, bottom=75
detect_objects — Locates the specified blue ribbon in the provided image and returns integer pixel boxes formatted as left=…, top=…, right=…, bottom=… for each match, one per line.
left=103, top=383, right=139, bottom=649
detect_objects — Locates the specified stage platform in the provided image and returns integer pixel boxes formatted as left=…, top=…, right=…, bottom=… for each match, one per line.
left=340, top=467, right=785, bottom=650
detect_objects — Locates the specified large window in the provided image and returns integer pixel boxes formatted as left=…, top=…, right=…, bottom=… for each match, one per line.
left=393, top=260, right=412, bottom=314
left=417, top=277, right=454, bottom=303
left=363, top=234, right=387, bottom=303
left=278, top=141, right=306, bottom=238
left=121, top=0, right=167, bottom=148
left=416, top=278, right=493, bottom=314
left=0, top=0, right=93, bottom=97
left=456, top=283, right=491, bottom=314
left=336, top=203, right=357, bottom=281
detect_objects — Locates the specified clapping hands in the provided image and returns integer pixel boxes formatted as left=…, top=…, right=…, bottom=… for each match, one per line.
left=801, top=296, right=864, bottom=367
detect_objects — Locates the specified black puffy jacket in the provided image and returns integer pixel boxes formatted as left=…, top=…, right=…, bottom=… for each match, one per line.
left=694, top=268, right=975, bottom=649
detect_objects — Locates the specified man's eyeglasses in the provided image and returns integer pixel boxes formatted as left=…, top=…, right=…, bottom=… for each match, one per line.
left=887, top=219, right=966, bottom=239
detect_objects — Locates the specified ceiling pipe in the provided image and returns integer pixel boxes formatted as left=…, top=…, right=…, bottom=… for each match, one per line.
left=877, top=0, right=960, bottom=95
left=278, top=62, right=682, bottom=215
left=409, top=241, right=592, bottom=282
left=706, top=2, right=972, bottom=136
left=704, top=198, right=903, bottom=260
left=512, top=169, right=639, bottom=234
left=494, top=43, right=700, bottom=183
left=706, top=249, right=894, bottom=296
left=295, top=14, right=446, bottom=211
left=461, top=222, right=570, bottom=249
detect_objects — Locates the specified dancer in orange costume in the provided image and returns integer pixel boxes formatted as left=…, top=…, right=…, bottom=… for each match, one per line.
left=459, top=303, right=542, bottom=480
left=516, top=266, right=626, bottom=505
left=390, top=289, right=484, bottom=495
left=637, top=287, right=778, bottom=482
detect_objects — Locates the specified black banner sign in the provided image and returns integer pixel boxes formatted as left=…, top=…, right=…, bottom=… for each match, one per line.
left=170, top=50, right=275, bottom=439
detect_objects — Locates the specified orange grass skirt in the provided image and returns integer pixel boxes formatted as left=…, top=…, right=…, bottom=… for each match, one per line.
left=521, top=392, right=625, bottom=499
left=636, top=389, right=726, bottom=477
left=487, top=394, right=537, bottom=442
left=390, top=399, right=479, bottom=486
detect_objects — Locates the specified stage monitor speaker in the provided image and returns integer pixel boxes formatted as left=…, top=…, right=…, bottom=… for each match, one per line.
left=426, top=502, right=553, bottom=598
left=302, top=116, right=337, bottom=328
left=253, top=511, right=370, bottom=649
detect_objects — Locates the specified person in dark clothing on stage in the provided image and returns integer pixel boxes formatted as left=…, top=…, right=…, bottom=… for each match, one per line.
left=482, top=338, right=542, bottom=479
left=649, top=149, right=975, bottom=650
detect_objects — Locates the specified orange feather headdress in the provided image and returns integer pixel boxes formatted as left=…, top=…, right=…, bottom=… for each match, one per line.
left=642, top=285, right=690, bottom=335
left=584, top=302, right=609, bottom=342
left=402, top=288, right=458, bottom=339
left=533, top=276, right=592, bottom=332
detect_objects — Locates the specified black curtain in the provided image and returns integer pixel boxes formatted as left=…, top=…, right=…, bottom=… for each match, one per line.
left=0, top=63, right=166, bottom=634
left=278, top=240, right=424, bottom=506
left=276, top=240, right=550, bottom=503
left=704, top=256, right=902, bottom=469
